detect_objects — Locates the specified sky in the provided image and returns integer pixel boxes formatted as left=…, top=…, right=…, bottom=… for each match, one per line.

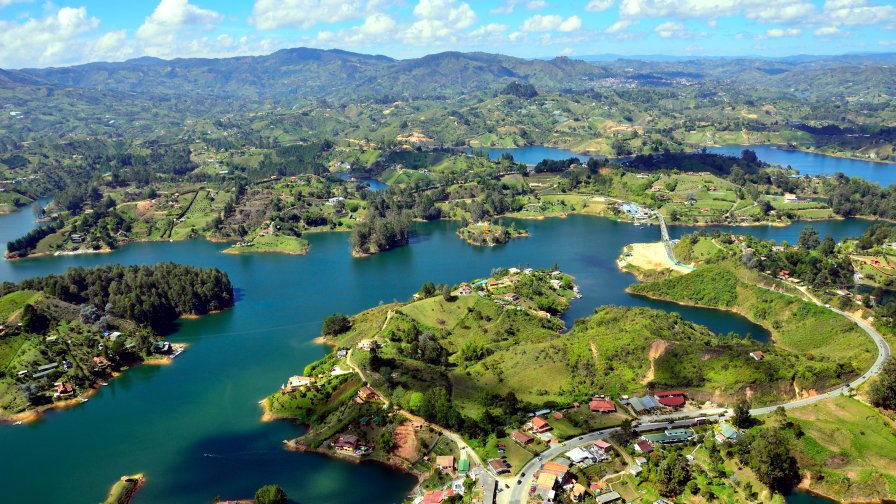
left=0, top=0, right=894, bottom=68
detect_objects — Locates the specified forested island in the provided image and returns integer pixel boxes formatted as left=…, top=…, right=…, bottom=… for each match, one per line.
left=0, top=263, right=234, bottom=421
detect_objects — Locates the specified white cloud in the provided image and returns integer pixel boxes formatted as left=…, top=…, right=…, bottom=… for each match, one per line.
left=560, top=46, right=573, bottom=55
left=316, top=11, right=396, bottom=44
left=814, top=26, right=841, bottom=35
left=400, top=0, right=476, bottom=45
left=470, top=23, right=508, bottom=36
left=135, top=0, right=224, bottom=57
left=0, top=7, right=109, bottom=68
left=526, top=0, right=548, bottom=9
left=822, top=0, right=896, bottom=26
left=605, top=19, right=631, bottom=33
left=653, top=21, right=684, bottom=38
left=765, top=27, right=802, bottom=37
left=251, top=0, right=370, bottom=30
left=586, top=0, right=615, bottom=12
left=618, top=0, right=815, bottom=24
left=521, top=14, right=581, bottom=33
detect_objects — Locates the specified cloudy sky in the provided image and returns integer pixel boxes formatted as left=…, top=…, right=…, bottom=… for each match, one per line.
left=0, top=0, right=894, bottom=68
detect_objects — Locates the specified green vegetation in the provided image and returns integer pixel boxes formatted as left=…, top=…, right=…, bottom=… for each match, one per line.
left=630, top=262, right=876, bottom=382
left=0, top=264, right=233, bottom=418
left=455, top=220, right=527, bottom=247
left=254, top=484, right=287, bottom=504
left=102, top=474, right=144, bottom=504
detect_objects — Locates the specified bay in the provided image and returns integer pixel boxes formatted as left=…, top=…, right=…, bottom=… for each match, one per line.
left=0, top=205, right=878, bottom=503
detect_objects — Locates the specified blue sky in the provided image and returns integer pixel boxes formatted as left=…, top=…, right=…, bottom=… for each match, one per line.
left=0, top=0, right=894, bottom=68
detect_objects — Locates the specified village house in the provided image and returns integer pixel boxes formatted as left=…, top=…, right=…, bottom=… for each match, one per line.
left=421, top=490, right=456, bottom=504
left=457, top=283, right=473, bottom=296
left=749, top=351, right=765, bottom=361
left=357, top=386, right=379, bottom=402
left=715, top=421, right=741, bottom=443
left=436, top=455, right=455, bottom=473
left=593, top=439, right=612, bottom=454
left=589, top=397, right=616, bottom=413
left=655, top=391, right=686, bottom=408
left=595, top=490, right=623, bottom=504
left=624, top=395, right=661, bottom=414
left=570, top=483, right=588, bottom=502
left=510, top=431, right=534, bottom=446
left=529, top=416, right=552, bottom=433
left=53, top=382, right=74, bottom=399
left=633, top=439, right=654, bottom=454
left=502, top=292, right=519, bottom=302
left=644, top=428, right=697, bottom=445
left=487, top=458, right=510, bottom=475
left=357, top=339, right=376, bottom=351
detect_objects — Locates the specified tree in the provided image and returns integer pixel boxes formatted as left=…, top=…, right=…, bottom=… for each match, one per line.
left=254, top=484, right=287, bottom=504
left=869, top=357, right=896, bottom=411
left=797, top=225, right=820, bottom=250
left=749, top=428, right=799, bottom=490
left=322, top=313, right=351, bottom=336
left=656, top=453, right=691, bottom=497
left=732, top=399, right=754, bottom=429
left=817, top=235, right=836, bottom=257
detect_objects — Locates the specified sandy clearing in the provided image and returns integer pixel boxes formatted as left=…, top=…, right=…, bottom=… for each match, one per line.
left=624, top=242, right=693, bottom=274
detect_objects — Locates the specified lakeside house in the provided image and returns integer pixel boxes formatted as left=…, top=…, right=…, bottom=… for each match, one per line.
left=284, top=375, right=315, bottom=391
left=457, top=283, right=473, bottom=296
left=93, top=356, right=111, bottom=370
left=53, top=382, right=74, bottom=399
left=749, top=351, right=765, bottom=361
left=589, top=397, right=616, bottom=413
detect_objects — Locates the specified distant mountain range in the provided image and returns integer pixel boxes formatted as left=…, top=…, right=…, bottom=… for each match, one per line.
left=2, top=47, right=894, bottom=102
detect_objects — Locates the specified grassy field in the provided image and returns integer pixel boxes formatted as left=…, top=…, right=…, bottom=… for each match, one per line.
left=398, top=294, right=477, bottom=330
left=224, top=232, right=310, bottom=255
left=469, top=433, right=538, bottom=475
left=630, top=262, right=877, bottom=387
left=788, top=396, right=896, bottom=501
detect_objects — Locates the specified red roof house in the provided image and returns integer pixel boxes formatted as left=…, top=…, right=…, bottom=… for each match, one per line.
left=655, top=391, right=686, bottom=408
left=589, top=398, right=616, bottom=413
left=531, top=416, right=552, bottom=433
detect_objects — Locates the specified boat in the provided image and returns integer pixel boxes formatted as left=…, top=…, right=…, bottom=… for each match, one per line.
left=79, top=398, right=89, bottom=403
left=13, top=421, right=22, bottom=425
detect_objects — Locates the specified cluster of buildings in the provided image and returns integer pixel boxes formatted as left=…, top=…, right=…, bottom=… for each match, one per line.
left=331, top=434, right=372, bottom=457
left=621, top=391, right=687, bottom=415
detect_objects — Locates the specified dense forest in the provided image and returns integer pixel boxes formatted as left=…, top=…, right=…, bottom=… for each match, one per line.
left=8, top=263, right=234, bottom=330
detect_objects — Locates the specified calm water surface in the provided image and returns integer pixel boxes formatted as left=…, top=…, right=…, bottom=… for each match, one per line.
left=469, top=145, right=587, bottom=164
left=708, top=144, right=896, bottom=187
left=0, top=201, right=878, bottom=502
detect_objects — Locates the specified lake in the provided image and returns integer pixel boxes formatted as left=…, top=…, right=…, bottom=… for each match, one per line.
left=0, top=206, right=879, bottom=503
left=473, top=144, right=896, bottom=187
left=707, top=144, right=896, bottom=188
left=469, top=145, right=587, bottom=164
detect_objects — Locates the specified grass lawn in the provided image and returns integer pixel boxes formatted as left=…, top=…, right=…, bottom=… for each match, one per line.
left=398, top=295, right=477, bottom=330
left=787, top=396, right=896, bottom=501
left=471, top=434, right=536, bottom=475
left=0, top=290, right=41, bottom=320
left=611, top=476, right=642, bottom=501
left=546, top=416, right=584, bottom=439
left=225, top=233, right=309, bottom=255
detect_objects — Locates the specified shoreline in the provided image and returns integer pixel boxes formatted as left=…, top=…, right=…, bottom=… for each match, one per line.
left=103, top=473, right=145, bottom=504
left=2, top=337, right=195, bottom=423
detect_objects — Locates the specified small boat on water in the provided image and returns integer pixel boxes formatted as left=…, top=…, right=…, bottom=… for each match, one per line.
left=13, top=421, right=23, bottom=425
left=79, top=398, right=89, bottom=403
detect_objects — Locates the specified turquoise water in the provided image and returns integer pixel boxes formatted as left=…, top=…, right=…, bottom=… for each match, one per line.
left=469, top=145, right=588, bottom=164
left=0, top=206, right=878, bottom=503
left=707, top=144, right=896, bottom=187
